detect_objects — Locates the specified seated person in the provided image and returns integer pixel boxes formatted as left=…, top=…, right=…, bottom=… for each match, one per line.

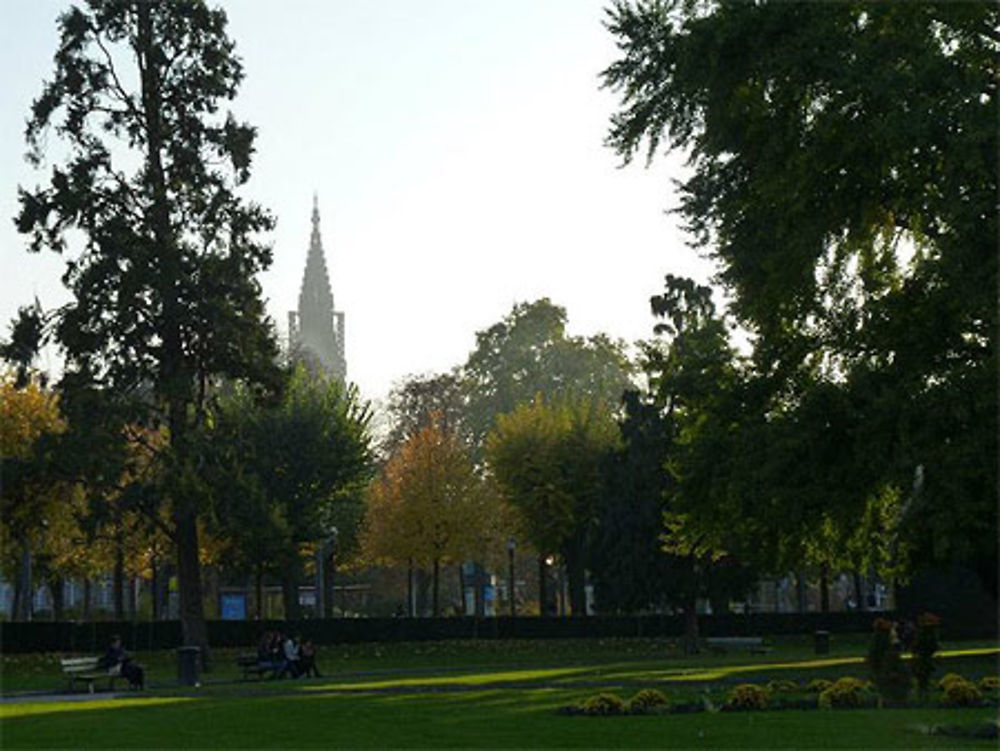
left=100, top=634, right=144, bottom=690
left=298, top=639, right=321, bottom=678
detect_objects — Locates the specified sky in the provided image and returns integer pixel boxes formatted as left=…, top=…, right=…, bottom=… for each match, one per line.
left=0, top=1, right=713, bottom=403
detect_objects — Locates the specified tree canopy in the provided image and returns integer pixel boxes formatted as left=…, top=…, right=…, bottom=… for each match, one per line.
left=603, top=0, right=998, bottom=592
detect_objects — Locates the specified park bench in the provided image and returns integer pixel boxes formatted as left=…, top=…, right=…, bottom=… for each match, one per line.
left=704, top=637, right=771, bottom=654
left=236, top=653, right=278, bottom=680
left=60, top=656, right=123, bottom=694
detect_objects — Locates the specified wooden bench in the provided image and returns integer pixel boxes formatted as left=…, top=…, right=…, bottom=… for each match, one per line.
left=237, top=653, right=278, bottom=680
left=60, top=656, right=123, bottom=694
left=705, top=637, right=771, bottom=654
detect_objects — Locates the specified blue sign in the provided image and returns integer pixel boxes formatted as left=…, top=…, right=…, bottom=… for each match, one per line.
left=220, top=593, right=247, bottom=621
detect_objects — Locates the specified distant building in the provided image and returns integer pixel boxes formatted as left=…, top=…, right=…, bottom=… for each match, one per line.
left=288, top=195, right=346, bottom=380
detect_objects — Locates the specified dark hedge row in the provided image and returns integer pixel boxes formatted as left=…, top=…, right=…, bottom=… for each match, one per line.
left=2, top=610, right=995, bottom=653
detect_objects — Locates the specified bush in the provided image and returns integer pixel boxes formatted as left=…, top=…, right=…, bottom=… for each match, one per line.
left=724, top=684, right=770, bottom=711
left=937, top=673, right=968, bottom=690
left=818, top=677, right=875, bottom=709
left=766, top=679, right=800, bottom=693
left=627, top=689, right=670, bottom=714
left=978, top=676, right=1000, bottom=692
left=580, top=693, right=626, bottom=716
left=941, top=678, right=983, bottom=707
left=805, top=678, right=833, bottom=693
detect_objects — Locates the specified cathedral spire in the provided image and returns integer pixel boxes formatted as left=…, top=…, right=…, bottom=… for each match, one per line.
left=290, top=195, right=346, bottom=380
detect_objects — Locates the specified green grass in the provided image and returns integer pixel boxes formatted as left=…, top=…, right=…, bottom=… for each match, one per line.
left=2, top=690, right=997, bottom=749
left=1, top=637, right=997, bottom=748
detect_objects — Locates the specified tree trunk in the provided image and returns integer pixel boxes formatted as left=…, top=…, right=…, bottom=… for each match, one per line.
left=796, top=570, right=808, bottom=613
left=458, top=563, right=468, bottom=616
left=432, top=558, right=440, bottom=617
left=50, top=576, right=65, bottom=621
left=819, top=563, right=830, bottom=614
left=407, top=558, right=414, bottom=617
left=682, top=597, right=700, bottom=655
left=564, top=547, right=587, bottom=616
left=174, top=505, right=210, bottom=667
left=281, top=573, right=301, bottom=621
left=474, top=562, right=486, bottom=618
left=255, top=569, right=264, bottom=620
left=537, top=555, right=549, bottom=616
left=113, top=535, right=125, bottom=621
left=137, top=0, right=208, bottom=668
left=151, top=559, right=160, bottom=621
left=853, top=571, right=866, bottom=611
left=16, top=544, right=32, bottom=621
left=83, top=577, right=92, bottom=621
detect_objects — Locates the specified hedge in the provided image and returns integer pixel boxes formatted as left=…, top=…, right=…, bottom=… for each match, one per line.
left=2, top=609, right=995, bottom=654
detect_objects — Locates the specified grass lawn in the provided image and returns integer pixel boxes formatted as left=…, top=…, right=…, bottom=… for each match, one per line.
left=1, top=637, right=997, bottom=748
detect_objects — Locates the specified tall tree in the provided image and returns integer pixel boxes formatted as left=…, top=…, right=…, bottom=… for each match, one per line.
left=487, top=396, right=620, bottom=615
left=382, top=371, right=465, bottom=458
left=14, top=1, right=281, bottom=656
left=463, top=299, right=633, bottom=449
left=362, top=416, right=494, bottom=616
left=603, top=1, right=998, bottom=592
left=207, top=367, right=373, bottom=619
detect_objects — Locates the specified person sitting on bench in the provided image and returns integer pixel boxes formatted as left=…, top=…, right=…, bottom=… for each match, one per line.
left=100, top=635, right=144, bottom=690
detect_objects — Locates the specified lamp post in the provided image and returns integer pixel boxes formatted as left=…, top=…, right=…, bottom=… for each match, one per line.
left=506, top=536, right=517, bottom=617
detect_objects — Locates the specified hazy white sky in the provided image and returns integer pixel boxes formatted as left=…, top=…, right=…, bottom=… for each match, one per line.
left=1, top=1, right=712, bottom=402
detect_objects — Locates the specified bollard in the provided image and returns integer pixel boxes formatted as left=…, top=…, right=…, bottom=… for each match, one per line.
left=814, top=630, right=830, bottom=655
left=177, top=645, right=201, bottom=687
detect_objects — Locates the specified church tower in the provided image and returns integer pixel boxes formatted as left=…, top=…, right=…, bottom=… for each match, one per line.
left=288, top=195, right=346, bottom=380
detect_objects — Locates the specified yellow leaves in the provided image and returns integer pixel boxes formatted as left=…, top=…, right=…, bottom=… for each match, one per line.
left=362, top=416, right=494, bottom=568
left=0, top=373, right=65, bottom=459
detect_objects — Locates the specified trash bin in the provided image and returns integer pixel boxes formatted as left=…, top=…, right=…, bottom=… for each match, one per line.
left=814, top=630, right=830, bottom=655
left=177, top=646, right=201, bottom=687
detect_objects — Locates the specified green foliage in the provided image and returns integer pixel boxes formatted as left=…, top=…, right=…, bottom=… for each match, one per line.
left=462, top=299, right=632, bottom=450
left=938, top=673, right=969, bottom=691
left=818, top=677, right=875, bottom=709
left=724, top=684, right=770, bottom=711
left=603, top=0, right=999, bottom=595
left=579, top=693, right=626, bottom=716
left=765, top=679, right=800, bottom=694
left=207, top=367, right=373, bottom=611
left=978, top=676, right=1000, bottom=692
left=805, top=679, right=832, bottom=694
left=941, top=678, right=983, bottom=708
left=627, top=688, right=670, bottom=714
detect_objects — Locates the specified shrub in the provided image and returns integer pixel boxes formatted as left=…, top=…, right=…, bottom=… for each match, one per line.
left=627, top=689, right=670, bottom=714
left=766, top=679, right=800, bottom=693
left=580, top=693, right=626, bottom=716
left=805, top=678, right=833, bottom=693
left=818, top=677, right=874, bottom=709
left=978, top=676, right=1000, bottom=692
left=938, top=673, right=968, bottom=690
left=724, top=684, right=770, bottom=711
left=941, top=678, right=983, bottom=707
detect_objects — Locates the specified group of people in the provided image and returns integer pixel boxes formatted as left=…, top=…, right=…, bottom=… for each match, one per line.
left=257, top=631, right=320, bottom=679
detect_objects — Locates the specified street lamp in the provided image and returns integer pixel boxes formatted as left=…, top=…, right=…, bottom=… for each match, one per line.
left=506, top=536, right=517, bottom=617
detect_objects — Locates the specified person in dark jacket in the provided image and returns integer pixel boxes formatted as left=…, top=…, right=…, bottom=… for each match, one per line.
left=100, top=635, right=144, bottom=690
